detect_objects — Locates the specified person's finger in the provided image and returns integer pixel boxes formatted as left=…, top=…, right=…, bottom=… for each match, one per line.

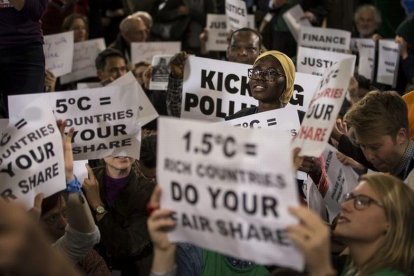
left=149, top=186, right=162, bottom=209
left=33, top=193, right=44, bottom=209
left=288, top=206, right=324, bottom=233
left=149, top=208, right=173, bottom=221
left=85, top=164, right=97, bottom=183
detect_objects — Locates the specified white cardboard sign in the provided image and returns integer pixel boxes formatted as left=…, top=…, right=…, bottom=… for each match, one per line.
left=298, top=26, right=351, bottom=52
left=131, top=42, right=181, bottom=65
left=293, top=58, right=355, bottom=157
left=206, top=14, right=229, bottom=52
left=181, top=56, right=257, bottom=121
left=158, top=116, right=304, bottom=269
left=60, top=38, right=106, bottom=84
left=287, top=72, right=321, bottom=112
left=44, top=31, right=74, bottom=77
left=149, top=55, right=173, bottom=91
left=225, top=0, right=249, bottom=32
left=0, top=102, right=65, bottom=208
left=8, top=83, right=142, bottom=160
left=282, top=4, right=311, bottom=42
left=297, top=46, right=356, bottom=76
left=353, top=38, right=376, bottom=81
left=222, top=107, right=300, bottom=137
left=376, top=40, right=400, bottom=87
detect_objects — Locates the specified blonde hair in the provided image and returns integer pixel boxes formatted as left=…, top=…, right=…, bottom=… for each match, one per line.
left=347, top=173, right=414, bottom=275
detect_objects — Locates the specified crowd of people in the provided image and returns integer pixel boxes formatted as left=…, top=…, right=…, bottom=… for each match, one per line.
left=1, top=0, right=414, bottom=275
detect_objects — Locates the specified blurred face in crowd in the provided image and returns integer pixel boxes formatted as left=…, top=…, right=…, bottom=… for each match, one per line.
left=104, top=156, right=134, bottom=178
left=97, top=56, right=127, bottom=81
left=121, top=17, right=148, bottom=44
left=248, top=55, right=286, bottom=105
left=41, top=196, right=67, bottom=241
left=71, top=18, right=88, bottom=43
left=335, top=181, right=388, bottom=244
left=355, top=9, right=378, bottom=37
left=227, top=31, right=261, bottom=65
left=353, top=129, right=407, bottom=173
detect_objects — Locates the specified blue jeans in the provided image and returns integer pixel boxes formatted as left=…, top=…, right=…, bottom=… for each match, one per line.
left=0, top=43, right=45, bottom=118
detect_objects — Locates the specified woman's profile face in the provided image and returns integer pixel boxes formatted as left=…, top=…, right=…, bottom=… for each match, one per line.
left=334, top=181, right=389, bottom=244
left=248, top=55, right=286, bottom=105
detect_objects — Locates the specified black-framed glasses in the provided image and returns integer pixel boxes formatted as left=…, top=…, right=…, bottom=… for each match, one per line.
left=343, top=193, right=384, bottom=210
left=247, top=68, right=285, bottom=82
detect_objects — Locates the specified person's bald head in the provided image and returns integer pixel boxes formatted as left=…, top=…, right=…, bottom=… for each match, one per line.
left=120, top=16, right=148, bottom=44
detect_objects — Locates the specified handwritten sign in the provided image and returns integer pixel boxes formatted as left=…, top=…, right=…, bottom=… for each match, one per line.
left=282, top=4, right=311, bottom=42
left=131, top=42, right=181, bottom=65
left=298, top=26, right=351, bottom=52
left=158, top=117, right=304, bottom=269
left=181, top=56, right=257, bottom=121
left=377, top=40, right=400, bottom=87
left=60, top=38, right=106, bottom=84
left=8, top=82, right=142, bottom=160
left=0, top=0, right=12, bottom=8
left=297, top=46, right=356, bottom=76
left=149, top=55, right=173, bottom=91
left=0, top=101, right=65, bottom=208
left=293, top=58, right=355, bottom=157
left=44, top=31, right=74, bottom=77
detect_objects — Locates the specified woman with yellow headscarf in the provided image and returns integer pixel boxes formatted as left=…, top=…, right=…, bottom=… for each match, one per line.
left=226, top=50, right=296, bottom=120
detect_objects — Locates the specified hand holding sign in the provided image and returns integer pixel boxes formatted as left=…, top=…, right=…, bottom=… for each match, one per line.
left=287, top=206, right=335, bottom=275
left=170, top=51, right=188, bottom=79
left=57, top=120, right=75, bottom=182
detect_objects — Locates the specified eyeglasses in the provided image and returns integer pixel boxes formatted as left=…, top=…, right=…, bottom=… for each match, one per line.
left=247, top=68, right=285, bottom=82
left=343, top=193, right=384, bottom=210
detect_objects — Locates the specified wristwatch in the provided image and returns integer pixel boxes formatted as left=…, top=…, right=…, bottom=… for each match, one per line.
left=95, top=205, right=107, bottom=215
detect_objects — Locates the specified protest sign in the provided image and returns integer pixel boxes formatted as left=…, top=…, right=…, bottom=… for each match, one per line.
left=225, top=0, right=248, bottom=32
left=351, top=38, right=375, bottom=81
left=77, top=82, right=102, bottom=89
left=60, top=38, right=106, bottom=84
left=282, top=4, right=311, bottom=42
left=206, top=14, right=229, bottom=52
left=376, top=40, right=400, bottom=87
left=131, top=42, right=181, bottom=64
left=44, top=31, right=74, bottom=77
left=0, top=0, right=12, bottom=8
left=297, top=46, right=356, bottom=76
left=109, top=72, right=159, bottom=126
left=149, top=55, right=173, bottom=90
left=158, top=117, right=304, bottom=269
left=222, top=107, right=300, bottom=137
left=8, top=82, right=142, bottom=160
left=73, top=160, right=89, bottom=182
left=298, top=26, right=351, bottom=52
left=287, top=72, right=321, bottom=112
left=0, top=101, right=65, bottom=208
left=293, top=58, right=355, bottom=157
left=181, top=56, right=257, bottom=121
left=320, top=145, right=359, bottom=222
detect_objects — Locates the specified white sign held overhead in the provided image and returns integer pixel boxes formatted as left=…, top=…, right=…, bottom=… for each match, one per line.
left=131, top=42, right=181, bottom=64
left=293, top=58, right=355, bottom=157
left=225, top=0, right=248, bottom=31
left=8, top=82, right=142, bottom=160
left=60, top=38, right=106, bottom=84
left=377, top=40, right=400, bottom=87
left=149, top=55, right=173, bottom=91
left=109, top=72, right=159, bottom=127
left=206, top=14, right=229, bottom=52
left=297, top=46, right=356, bottom=76
left=157, top=117, right=304, bottom=269
left=282, top=4, right=311, bottom=42
left=44, top=31, right=74, bottom=77
left=181, top=56, right=257, bottom=121
left=298, top=26, right=351, bottom=52
left=352, top=39, right=375, bottom=81
left=0, top=102, right=65, bottom=209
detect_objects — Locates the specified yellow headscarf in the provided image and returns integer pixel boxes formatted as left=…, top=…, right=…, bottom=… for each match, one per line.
left=253, top=50, right=296, bottom=105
